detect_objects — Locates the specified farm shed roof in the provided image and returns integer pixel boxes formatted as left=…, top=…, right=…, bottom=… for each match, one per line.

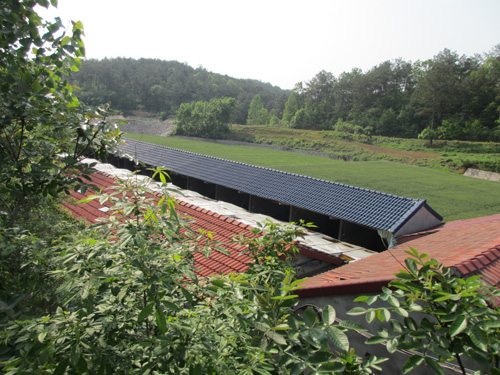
left=64, top=159, right=376, bottom=278
left=297, top=214, right=500, bottom=299
left=118, top=138, right=442, bottom=236
left=65, top=171, right=253, bottom=277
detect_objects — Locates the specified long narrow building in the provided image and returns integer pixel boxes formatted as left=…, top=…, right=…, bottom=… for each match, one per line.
left=110, top=138, right=442, bottom=251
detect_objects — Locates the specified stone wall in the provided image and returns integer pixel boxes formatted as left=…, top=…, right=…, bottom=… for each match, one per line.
left=464, top=168, right=500, bottom=182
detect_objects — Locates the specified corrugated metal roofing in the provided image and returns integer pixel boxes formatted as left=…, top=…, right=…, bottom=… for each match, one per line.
left=118, top=138, right=441, bottom=233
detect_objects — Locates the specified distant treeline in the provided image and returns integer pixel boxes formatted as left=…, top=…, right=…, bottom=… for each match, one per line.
left=282, top=46, right=500, bottom=142
left=69, top=58, right=288, bottom=124
left=71, top=46, right=500, bottom=142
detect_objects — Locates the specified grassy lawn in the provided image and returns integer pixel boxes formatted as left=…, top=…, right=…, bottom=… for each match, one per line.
left=124, top=134, right=500, bottom=222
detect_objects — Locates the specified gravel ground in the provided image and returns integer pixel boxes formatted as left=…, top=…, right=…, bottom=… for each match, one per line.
left=114, top=116, right=176, bottom=136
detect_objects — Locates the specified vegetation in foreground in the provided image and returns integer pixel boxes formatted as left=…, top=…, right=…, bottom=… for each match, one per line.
left=124, top=133, right=500, bottom=222
left=2, top=2, right=500, bottom=375
left=2, top=173, right=499, bottom=375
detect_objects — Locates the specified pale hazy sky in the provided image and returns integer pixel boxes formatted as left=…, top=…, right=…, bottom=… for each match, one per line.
left=40, top=0, right=500, bottom=90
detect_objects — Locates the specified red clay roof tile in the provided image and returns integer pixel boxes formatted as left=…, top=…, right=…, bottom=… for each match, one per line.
left=299, top=215, right=500, bottom=298
left=63, top=171, right=256, bottom=277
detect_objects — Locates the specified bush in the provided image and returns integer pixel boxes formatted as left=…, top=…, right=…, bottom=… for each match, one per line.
left=1, top=173, right=385, bottom=374
left=349, top=248, right=500, bottom=375
left=174, top=97, right=236, bottom=138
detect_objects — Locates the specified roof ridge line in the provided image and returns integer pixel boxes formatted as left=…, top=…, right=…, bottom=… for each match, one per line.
left=87, top=163, right=255, bottom=230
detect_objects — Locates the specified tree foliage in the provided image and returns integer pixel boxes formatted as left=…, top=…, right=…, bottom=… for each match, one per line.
left=1, top=170, right=386, bottom=374
left=247, top=94, right=270, bottom=125
left=0, top=0, right=120, bottom=226
left=69, top=59, right=287, bottom=124
left=174, top=97, right=236, bottom=138
left=282, top=47, right=500, bottom=141
left=348, top=248, right=500, bottom=375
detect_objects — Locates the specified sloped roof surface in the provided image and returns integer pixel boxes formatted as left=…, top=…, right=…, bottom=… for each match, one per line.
left=65, top=172, right=254, bottom=277
left=118, top=138, right=441, bottom=233
left=298, top=214, right=500, bottom=297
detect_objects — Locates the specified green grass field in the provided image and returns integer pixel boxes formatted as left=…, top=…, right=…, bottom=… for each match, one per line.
left=124, top=133, right=500, bottom=222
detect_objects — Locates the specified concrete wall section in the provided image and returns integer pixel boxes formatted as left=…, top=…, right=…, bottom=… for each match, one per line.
left=395, top=206, right=442, bottom=238
left=298, top=294, right=478, bottom=375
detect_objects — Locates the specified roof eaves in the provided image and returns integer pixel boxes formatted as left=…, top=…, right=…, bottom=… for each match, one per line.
left=297, top=277, right=394, bottom=298
left=453, top=245, right=500, bottom=276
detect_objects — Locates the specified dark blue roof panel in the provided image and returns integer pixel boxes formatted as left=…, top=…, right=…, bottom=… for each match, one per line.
left=118, top=138, right=442, bottom=233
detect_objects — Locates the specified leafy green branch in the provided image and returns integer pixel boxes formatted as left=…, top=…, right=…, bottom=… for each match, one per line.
left=348, top=248, right=500, bottom=375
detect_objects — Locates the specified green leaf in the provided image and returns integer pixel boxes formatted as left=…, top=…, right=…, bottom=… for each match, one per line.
left=403, top=355, right=424, bottom=374
left=155, top=307, right=167, bottom=334
left=449, top=315, right=467, bottom=337
left=405, top=258, right=419, bottom=276
left=189, top=363, right=202, bottom=375
left=365, top=336, right=386, bottom=345
left=318, top=361, right=345, bottom=372
left=424, top=357, right=445, bottom=375
left=322, top=305, right=336, bottom=325
left=381, top=308, right=391, bottom=321
left=470, top=323, right=488, bottom=351
left=53, top=358, right=69, bottom=375
left=353, top=295, right=369, bottom=302
left=347, top=306, right=367, bottom=316
left=394, top=307, right=409, bottom=317
left=326, top=326, right=349, bottom=351
left=163, top=300, right=180, bottom=312
left=366, top=309, right=376, bottom=323
left=38, top=331, right=47, bottom=343
left=386, top=337, right=398, bottom=353
left=390, top=319, right=404, bottom=333
left=308, top=351, right=331, bottom=364
left=138, top=303, right=154, bottom=322
left=337, top=320, right=367, bottom=331
left=302, top=306, right=318, bottom=328
left=367, top=295, right=378, bottom=305
left=290, top=363, right=305, bottom=375
left=181, top=286, right=194, bottom=304
left=265, top=330, right=287, bottom=345
left=404, top=317, right=418, bottom=331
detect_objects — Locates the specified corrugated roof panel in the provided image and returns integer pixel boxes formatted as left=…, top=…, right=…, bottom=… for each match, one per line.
left=118, top=139, right=441, bottom=233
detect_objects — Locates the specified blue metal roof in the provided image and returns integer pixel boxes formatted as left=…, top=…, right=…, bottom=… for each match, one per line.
left=118, top=138, right=442, bottom=233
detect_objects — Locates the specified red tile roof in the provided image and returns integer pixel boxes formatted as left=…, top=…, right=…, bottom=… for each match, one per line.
left=298, top=214, right=500, bottom=297
left=64, top=172, right=255, bottom=277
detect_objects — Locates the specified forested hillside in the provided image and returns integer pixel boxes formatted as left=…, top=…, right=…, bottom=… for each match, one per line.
left=69, top=58, right=288, bottom=124
left=283, top=47, right=500, bottom=142
left=71, top=46, right=500, bottom=142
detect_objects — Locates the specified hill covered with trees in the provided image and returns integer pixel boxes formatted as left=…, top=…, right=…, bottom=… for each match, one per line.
left=282, top=47, right=500, bottom=142
left=71, top=46, right=500, bottom=143
left=69, top=58, right=288, bottom=124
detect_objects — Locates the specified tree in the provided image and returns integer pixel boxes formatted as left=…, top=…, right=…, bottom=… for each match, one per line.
left=282, top=89, right=304, bottom=126
left=0, top=0, right=120, bottom=227
left=303, top=70, right=336, bottom=129
left=247, top=94, right=270, bottom=125
left=409, top=50, right=475, bottom=136
left=174, top=97, right=236, bottom=138
left=349, top=248, right=500, bottom=375
left=2, top=172, right=386, bottom=374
